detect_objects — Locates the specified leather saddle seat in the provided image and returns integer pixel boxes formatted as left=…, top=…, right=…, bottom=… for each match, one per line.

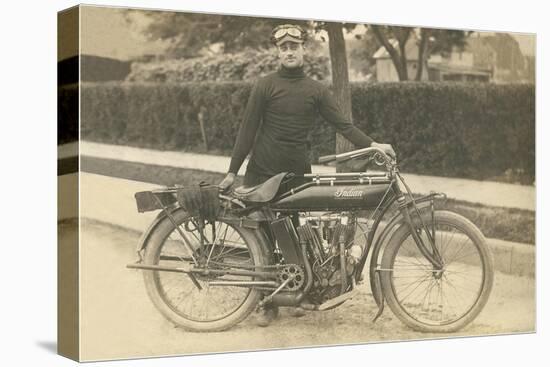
left=232, top=172, right=292, bottom=203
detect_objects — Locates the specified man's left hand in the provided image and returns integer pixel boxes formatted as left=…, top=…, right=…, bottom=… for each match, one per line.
left=371, top=142, right=396, bottom=160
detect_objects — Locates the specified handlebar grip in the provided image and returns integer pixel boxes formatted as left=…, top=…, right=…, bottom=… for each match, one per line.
left=318, top=154, right=336, bottom=164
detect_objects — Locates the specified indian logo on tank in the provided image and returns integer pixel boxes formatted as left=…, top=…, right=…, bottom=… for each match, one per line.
left=334, top=188, right=364, bottom=199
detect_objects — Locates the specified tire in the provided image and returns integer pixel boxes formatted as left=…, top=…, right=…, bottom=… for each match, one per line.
left=142, top=209, right=269, bottom=332
left=380, top=210, right=494, bottom=333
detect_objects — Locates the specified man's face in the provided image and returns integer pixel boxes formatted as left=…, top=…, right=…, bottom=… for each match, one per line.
left=277, top=41, right=305, bottom=69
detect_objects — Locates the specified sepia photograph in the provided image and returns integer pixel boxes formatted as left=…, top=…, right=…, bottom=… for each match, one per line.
left=57, top=3, right=536, bottom=362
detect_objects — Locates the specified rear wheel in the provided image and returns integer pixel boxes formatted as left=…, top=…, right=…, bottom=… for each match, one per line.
left=380, top=211, right=493, bottom=332
left=142, top=209, right=268, bottom=332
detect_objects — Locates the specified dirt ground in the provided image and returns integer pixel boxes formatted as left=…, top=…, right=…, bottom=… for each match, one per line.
left=77, top=221, right=535, bottom=362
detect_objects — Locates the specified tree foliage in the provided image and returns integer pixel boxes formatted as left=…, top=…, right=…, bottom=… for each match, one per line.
left=126, top=49, right=330, bottom=82
left=123, top=10, right=311, bottom=57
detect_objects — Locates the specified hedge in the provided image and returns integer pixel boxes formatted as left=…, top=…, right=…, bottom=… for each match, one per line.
left=76, top=81, right=535, bottom=182
left=351, top=83, right=535, bottom=183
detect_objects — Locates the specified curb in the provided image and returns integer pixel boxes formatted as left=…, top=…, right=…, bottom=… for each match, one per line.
left=80, top=172, right=535, bottom=278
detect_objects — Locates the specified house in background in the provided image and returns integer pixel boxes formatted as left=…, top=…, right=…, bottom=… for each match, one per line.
left=426, top=36, right=494, bottom=82
left=373, top=32, right=530, bottom=83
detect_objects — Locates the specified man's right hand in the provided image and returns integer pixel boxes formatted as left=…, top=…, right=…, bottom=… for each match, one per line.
left=218, top=173, right=236, bottom=193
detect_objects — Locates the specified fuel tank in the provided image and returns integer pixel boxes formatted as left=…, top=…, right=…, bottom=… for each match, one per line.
left=271, top=182, right=393, bottom=211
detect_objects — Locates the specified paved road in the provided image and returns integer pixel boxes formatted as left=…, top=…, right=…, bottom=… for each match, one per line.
left=77, top=221, right=535, bottom=362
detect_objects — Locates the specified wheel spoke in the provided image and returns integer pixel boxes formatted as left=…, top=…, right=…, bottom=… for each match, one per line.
left=397, top=273, right=433, bottom=303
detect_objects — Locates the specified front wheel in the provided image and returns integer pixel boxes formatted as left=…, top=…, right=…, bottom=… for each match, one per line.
left=380, top=210, right=494, bottom=333
left=142, top=209, right=269, bottom=332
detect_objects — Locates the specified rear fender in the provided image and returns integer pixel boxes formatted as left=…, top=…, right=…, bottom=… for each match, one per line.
left=134, top=206, right=181, bottom=261
left=134, top=206, right=272, bottom=263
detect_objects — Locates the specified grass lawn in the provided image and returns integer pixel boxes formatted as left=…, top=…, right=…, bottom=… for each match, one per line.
left=82, top=156, right=535, bottom=244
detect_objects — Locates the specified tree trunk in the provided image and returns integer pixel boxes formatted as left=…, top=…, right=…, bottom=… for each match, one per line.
left=398, top=41, right=409, bottom=81
left=396, top=27, right=411, bottom=81
left=416, top=28, right=430, bottom=81
left=327, top=22, right=354, bottom=172
left=371, top=25, right=409, bottom=81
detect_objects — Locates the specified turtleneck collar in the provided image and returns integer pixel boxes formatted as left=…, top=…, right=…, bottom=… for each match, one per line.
left=278, top=65, right=305, bottom=79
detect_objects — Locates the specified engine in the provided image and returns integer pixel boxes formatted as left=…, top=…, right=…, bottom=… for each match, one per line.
left=296, top=212, right=366, bottom=304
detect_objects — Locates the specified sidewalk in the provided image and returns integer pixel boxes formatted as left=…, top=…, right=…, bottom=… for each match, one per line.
left=81, top=141, right=535, bottom=211
left=79, top=173, right=535, bottom=277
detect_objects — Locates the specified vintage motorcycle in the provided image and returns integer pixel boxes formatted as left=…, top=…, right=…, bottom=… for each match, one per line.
left=128, top=147, right=494, bottom=333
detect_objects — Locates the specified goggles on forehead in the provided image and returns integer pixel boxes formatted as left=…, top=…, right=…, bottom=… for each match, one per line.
left=271, top=25, right=305, bottom=44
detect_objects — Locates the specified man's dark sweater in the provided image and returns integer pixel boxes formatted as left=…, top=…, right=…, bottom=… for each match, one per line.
left=229, top=66, right=374, bottom=180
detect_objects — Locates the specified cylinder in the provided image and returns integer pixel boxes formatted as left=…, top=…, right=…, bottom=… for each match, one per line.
left=270, top=216, right=303, bottom=265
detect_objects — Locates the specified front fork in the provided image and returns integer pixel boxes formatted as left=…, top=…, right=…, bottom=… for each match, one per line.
left=396, top=195, right=444, bottom=270
left=371, top=187, right=445, bottom=323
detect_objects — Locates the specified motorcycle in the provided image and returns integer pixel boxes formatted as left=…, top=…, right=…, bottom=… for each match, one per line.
left=127, top=146, right=494, bottom=333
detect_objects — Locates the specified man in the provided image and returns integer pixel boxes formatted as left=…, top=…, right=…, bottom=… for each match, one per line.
left=220, top=24, right=394, bottom=191
left=219, top=24, right=395, bottom=326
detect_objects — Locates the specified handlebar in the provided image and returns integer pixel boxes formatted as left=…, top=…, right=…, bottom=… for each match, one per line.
left=318, top=154, right=336, bottom=164
left=318, top=146, right=395, bottom=167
